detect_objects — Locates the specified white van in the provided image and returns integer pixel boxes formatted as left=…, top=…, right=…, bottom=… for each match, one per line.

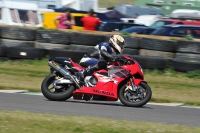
left=170, top=9, right=200, bottom=19
left=134, top=15, right=161, bottom=26
left=120, top=15, right=161, bottom=26
left=172, top=9, right=200, bottom=14
left=0, top=1, right=43, bottom=27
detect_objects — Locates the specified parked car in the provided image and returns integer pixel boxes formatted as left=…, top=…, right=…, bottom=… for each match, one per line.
left=151, top=25, right=200, bottom=38
left=120, top=18, right=200, bottom=34
left=120, top=26, right=156, bottom=35
left=150, top=19, right=200, bottom=28
left=98, top=22, right=144, bottom=32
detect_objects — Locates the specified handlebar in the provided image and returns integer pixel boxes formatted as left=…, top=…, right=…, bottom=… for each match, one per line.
left=118, top=58, right=132, bottom=66
left=112, top=57, right=134, bottom=66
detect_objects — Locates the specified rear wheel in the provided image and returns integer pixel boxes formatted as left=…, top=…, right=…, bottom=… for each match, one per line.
left=41, top=74, right=75, bottom=101
left=118, top=82, right=152, bottom=107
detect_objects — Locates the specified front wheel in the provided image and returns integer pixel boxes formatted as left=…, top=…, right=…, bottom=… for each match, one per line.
left=41, top=74, right=76, bottom=101
left=118, top=82, right=152, bottom=107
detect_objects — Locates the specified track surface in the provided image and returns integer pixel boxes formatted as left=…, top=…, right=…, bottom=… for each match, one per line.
left=0, top=93, right=200, bottom=127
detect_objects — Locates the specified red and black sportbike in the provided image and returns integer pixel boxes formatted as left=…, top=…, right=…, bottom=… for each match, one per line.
left=41, top=55, right=152, bottom=107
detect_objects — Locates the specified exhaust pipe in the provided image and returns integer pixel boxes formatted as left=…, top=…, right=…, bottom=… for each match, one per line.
left=56, top=78, right=74, bottom=84
left=48, top=61, right=80, bottom=88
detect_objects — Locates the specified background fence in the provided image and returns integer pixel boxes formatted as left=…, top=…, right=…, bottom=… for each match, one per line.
left=0, top=25, right=200, bottom=72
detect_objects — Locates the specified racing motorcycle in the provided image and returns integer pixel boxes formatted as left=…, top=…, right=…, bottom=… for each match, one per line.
left=41, top=55, right=152, bottom=107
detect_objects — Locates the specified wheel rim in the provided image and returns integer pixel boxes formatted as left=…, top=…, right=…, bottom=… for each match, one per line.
left=123, top=85, right=147, bottom=103
left=47, top=76, right=72, bottom=94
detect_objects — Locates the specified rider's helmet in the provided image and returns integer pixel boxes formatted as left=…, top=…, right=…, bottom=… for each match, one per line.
left=109, top=35, right=125, bottom=54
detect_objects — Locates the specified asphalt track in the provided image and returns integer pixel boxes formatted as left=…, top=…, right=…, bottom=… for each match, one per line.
left=0, top=93, right=200, bottom=127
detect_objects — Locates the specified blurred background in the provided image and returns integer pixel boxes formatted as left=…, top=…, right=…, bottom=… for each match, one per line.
left=1, top=0, right=200, bottom=71
left=1, top=0, right=200, bottom=34
left=1, top=0, right=200, bottom=113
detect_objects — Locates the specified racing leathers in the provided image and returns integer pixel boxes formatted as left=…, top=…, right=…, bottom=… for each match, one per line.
left=78, top=42, right=117, bottom=81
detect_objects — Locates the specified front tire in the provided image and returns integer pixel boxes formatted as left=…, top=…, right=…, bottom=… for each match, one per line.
left=41, top=74, right=76, bottom=101
left=119, top=82, right=152, bottom=107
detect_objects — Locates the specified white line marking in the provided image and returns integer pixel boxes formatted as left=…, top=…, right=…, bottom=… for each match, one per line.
left=1, top=91, right=200, bottom=109
left=0, top=90, right=28, bottom=93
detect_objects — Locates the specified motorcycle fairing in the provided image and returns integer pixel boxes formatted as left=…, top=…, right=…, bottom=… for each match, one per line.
left=71, top=60, right=83, bottom=71
left=121, top=60, right=144, bottom=86
left=51, top=57, right=72, bottom=66
left=122, top=64, right=143, bottom=79
left=51, top=57, right=83, bottom=71
left=132, top=78, right=144, bottom=86
left=73, top=69, right=129, bottom=100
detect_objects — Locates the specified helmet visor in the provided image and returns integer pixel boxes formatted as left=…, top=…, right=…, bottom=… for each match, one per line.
left=117, top=40, right=124, bottom=50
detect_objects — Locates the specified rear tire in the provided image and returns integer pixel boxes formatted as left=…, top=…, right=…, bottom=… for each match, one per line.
left=119, top=82, right=152, bottom=107
left=41, top=74, right=76, bottom=101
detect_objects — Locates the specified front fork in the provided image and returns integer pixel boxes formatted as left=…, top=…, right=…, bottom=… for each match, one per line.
left=125, top=77, right=146, bottom=100
left=128, top=77, right=145, bottom=91
left=129, top=78, right=137, bottom=91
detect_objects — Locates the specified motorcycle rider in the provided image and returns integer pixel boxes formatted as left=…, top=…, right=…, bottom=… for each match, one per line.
left=77, top=35, right=125, bottom=81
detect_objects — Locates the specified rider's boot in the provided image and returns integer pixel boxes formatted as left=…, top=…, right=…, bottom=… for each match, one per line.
left=77, top=69, right=87, bottom=81
left=77, top=65, right=98, bottom=81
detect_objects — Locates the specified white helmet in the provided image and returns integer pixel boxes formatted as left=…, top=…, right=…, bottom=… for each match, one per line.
left=109, top=35, right=125, bottom=54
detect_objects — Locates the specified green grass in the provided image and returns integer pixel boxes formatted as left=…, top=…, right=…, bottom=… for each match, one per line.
left=121, top=32, right=131, bottom=36
left=184, top=35, right=194, bottom=40
left=1, top=59, right=200, bottom=132
left=186, top=70, right=200, bottom=79
left=0, top=110, right=200, bottom=133
left=99, top=0, right=133, bottom=7
left=0, top=59, right=200, bottom=106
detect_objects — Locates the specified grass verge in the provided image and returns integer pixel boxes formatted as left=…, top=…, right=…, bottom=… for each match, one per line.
left=0, top=110, right=200, bottom=133
left=99, top=0, right=133, bottom=7
left=0, top=59, right=200, bottom=106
